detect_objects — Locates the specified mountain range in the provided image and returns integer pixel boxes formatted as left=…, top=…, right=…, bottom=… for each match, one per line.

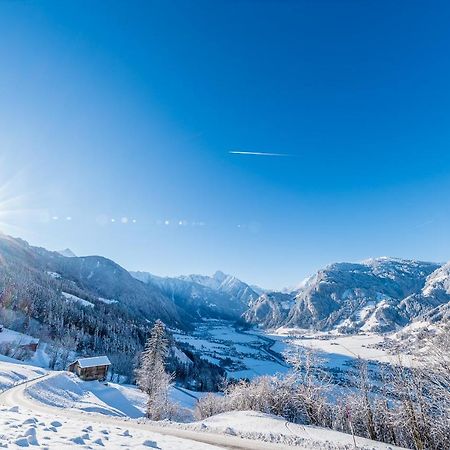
left=0, top=233, right=449, bottom=336
left=244, top=257, right=450, bottom=333
left=134, top=257, right=450, bottom=333
left=130, top=270, right=259, bottom=320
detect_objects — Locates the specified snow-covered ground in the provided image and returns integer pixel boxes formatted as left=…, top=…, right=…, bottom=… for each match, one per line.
left=280, top=333, right=390, bottom=367
left=0, top=404, right=222, bottom=449
left=0, top=356, right=408, bottom=449
left=25, top=371, right=202, bottom=421
left=26, top=372, right=145, bottom=418
left=62, top=291, right=95, bottom=308
left=0, top=328, right=39, bottom=347
left=97, top=297, right=119, bottom=304
left=173, top=320, right=412, bottom=382
left=269, top=327, right=415, bottom=368
left=0, top=354, right=46, bottom=391
left=183, top=411, right=407, bottom=450
left=0, top=327, right=50, bottom=369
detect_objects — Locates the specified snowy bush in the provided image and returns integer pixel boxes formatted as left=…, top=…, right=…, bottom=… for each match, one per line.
left=195, top=339, right=450, bottom=450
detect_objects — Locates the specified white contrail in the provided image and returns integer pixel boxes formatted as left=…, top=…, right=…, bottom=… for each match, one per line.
left=229, top=150, right=291, bottom=157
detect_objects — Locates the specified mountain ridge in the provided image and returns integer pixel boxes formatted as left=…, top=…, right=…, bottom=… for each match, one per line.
left=1, top=233, right=449, bottom=337
left=130, top=269, right=259, bottom=319
left=245, top=257, right=449, bottom=333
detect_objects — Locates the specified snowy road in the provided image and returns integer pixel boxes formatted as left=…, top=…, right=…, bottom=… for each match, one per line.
left=0, top=371, right=292, bottom=450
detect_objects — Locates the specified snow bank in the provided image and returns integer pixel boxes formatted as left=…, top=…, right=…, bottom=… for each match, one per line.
left=0, top=327, right=39, bottom=346
left=26, top=372, right=144, bottom=418
left=0, top=404, right=218, bottom=449
left=183, top=410, right=407, bottom=449
left=0, top=355, right=46, bottom=391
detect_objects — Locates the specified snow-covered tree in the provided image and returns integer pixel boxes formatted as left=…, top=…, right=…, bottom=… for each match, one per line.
left=284, top=346, right=331, bottom=425
left=135, top=320, right=175, bottom=420
left=195, top=392, right=227, bottom=419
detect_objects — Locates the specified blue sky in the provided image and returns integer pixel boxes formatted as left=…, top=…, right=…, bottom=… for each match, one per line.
left=1, top=1, right=450, bottom=288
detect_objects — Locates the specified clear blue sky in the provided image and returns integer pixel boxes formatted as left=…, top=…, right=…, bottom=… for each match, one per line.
left=1, top=1, right=450, bottom=288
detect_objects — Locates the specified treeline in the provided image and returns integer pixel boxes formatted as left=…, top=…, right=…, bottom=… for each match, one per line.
left=0, top=262, right=223, bottom=390
left=0, top=272, right=148, bottom=382
left=196, top=329, right=450, bottom=450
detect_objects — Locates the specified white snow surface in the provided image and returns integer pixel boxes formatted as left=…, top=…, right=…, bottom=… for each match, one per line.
left=25, top=371, right=204, bottom=422
left=98, top=297, right=119, bottom=304
left=62, top=292, right=95, bottom=308
left=0, top=328, right=39, bottom=346
left=0, top=355, right=46, bottom=391
left=174, top=320, right=289, bottom=380
left=27, top=372, right=144, bottom=418
left=0, top=404, right=221, bottom=449
left=0, top=357, right=409, bottom=449
left=183, top=410, right=407, bottom=450
left=272, top=329, right=414, bottom=368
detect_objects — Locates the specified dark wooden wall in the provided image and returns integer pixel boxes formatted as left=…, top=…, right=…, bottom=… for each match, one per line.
left=79, top=365, right=108, bottom=381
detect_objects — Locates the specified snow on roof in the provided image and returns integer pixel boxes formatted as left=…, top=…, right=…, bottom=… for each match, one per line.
left=0, top=328, right=39, bottom=345
left=73, top=356, right=111, bottom=368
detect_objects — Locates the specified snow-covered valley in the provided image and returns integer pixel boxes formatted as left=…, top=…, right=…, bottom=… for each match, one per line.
left=0, top=318, right=442, bottom=449
left=173, top=320, right=290, bottom=380
left=172, top=319, right=413, bottom=386
left=0, top=235, right=448, bottom=449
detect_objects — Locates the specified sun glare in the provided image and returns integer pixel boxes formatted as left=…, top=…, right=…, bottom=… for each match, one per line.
left=0, top=169, right=34, bottom=235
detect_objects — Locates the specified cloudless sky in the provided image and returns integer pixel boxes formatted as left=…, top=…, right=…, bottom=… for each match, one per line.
left=1, top=0, right=450, bottom=288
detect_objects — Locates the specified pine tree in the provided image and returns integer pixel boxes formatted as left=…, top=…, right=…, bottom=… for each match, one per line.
left=135, top=320, right=174, bottom=420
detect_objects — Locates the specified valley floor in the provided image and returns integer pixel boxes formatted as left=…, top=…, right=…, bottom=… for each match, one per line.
left=173, top=320, right=413, bottom=390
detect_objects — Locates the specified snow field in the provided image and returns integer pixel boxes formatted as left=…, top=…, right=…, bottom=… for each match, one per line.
left=174, top=321, right=289, bottom=380
left=62, top=292, right=95, bottom=308
left=0, top=404, right=220, bottom=449
left=0, top=355, right=46, bottom=392
left=25, top=371, right=202, bottom=421
left=0, top=357, right=409, bottom=449
left=157, top=410, right=408, bottom=450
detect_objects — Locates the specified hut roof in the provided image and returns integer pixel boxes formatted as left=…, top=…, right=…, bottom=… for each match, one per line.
left=71, top=356, right=111, bottom=368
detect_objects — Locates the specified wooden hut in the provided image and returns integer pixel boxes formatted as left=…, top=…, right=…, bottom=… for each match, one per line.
left=68, top=356, right=111, bottom=381
left=21, top=340, right=39, bottom=353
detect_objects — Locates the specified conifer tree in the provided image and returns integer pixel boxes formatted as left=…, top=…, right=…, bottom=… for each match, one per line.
left=135, top=320, right=174, bottom=420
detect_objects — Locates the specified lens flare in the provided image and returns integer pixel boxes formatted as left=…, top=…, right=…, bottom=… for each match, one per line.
left=0, top=168, right=40, bottom=236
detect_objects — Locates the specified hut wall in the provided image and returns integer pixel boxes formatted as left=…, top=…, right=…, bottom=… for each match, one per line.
left=79, top=365, right=108, bottom=381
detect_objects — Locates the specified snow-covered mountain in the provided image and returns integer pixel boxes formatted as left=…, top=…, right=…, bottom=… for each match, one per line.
left=57, top=248, right=77, bottom=258
left=130, top=270, right=259, bottom=319
left=245, top=257, right=450, bottom=333
left=243, top=292, right=295, bottom=329
left=2, top=233, right=450, bottom=338
left=421, top=261, right=450, bottom=300
left=0, top=234, right=190, bottom=330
